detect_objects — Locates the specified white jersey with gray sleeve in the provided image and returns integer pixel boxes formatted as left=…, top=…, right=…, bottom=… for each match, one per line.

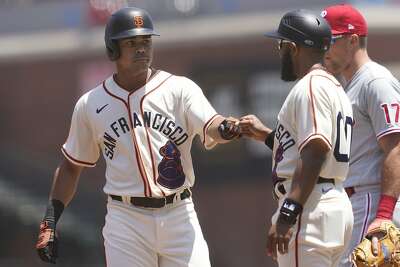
left=272, top=68, right=353, bottom=181
left=344, top=61, right=400, bottom=187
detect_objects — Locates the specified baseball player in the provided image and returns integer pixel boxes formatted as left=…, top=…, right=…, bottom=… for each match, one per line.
left=321, top=4, right=400, bottom=266
left=239, top=10, right=354, bottom=266
left=35, top=7, right=240, bottom=267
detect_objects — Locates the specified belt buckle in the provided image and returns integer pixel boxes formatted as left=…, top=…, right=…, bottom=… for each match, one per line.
left=122, top=195, right=131, bottom=204
left=167, top=192, right=178, bottom=206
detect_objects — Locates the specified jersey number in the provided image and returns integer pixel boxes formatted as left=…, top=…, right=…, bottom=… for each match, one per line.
left=334, top=112, right=353, bottom=163
left=381, top=103, right=400, bottom=123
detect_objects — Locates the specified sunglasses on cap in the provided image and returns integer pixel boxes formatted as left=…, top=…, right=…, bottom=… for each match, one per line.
left=330, top=34, right=345, bottom=44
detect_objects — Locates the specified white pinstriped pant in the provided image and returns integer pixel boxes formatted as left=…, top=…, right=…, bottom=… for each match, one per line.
left=339, top=184, right=400, bottom=267
left=102, top=197, right=211, bottom=267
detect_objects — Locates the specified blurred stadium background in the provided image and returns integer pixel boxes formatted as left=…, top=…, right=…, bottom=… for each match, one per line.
left=1, top=0, right=400, bottom=266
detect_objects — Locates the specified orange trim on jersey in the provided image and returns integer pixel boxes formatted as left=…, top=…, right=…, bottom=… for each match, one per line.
left=295, top=212, right=302, bottom=267
left=112, top=70, right=160, bottom=92
left=139, top=74, right=173, bottom=197
left=309, top=76, right=318, bottom=132
left=127, top=96, right=153, bottom=197
left=102, top=81, right=151, bottom=197
left=202, top=114, right=220, bottom=146
left=298, top=133, right=332, bottom=152
left=61, top=147, right=96, bottom=167
left=307, top=65, right=325, bottom=73
left=308, top=67, right=340, bottom=82
left=311, top=74, right=342, bottom=87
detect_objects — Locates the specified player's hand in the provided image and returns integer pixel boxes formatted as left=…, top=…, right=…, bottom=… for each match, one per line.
left=239, top=115, right=270, bottom=142
left=36, top=219, right=58, bottom=264
left=266, top=222, right=294, bottom=260
left=218, top=116, right=241, bottom=140
left=366, top=218, right=392, bottom=256
left=226, top=116, right=240, bottom=127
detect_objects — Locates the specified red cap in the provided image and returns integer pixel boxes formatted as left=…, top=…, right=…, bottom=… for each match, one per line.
left=321, top=4, right=368, bottom=36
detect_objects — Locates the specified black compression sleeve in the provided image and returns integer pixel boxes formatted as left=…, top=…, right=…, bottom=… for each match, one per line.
left=264, top=129, right=276, bottom=150
left=44, top=199, right=65, bottom=224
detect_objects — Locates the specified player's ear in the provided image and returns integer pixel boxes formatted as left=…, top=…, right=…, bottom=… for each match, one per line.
left=349, top=34, right=360, bottom=48
left=289, top=42, right=299, bottom=57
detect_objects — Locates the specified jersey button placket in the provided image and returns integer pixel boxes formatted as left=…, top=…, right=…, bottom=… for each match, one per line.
left=126, top=93, right=152, bottom=197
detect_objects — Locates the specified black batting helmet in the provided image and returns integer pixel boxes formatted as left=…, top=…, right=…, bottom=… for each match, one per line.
left=105, top=7, right=159, bottom=61
left=265, top=9, right=331, bottom=51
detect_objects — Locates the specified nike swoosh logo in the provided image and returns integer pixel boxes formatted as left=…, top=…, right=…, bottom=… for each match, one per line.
left=96, top=104, right=108, bottom=114
left=322, top=187, right=333, bottom=194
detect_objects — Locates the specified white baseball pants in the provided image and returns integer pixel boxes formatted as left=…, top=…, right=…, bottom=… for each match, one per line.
left=272, top=181, right=354, bottom=267
left=102, top=197, right=211, bottom=267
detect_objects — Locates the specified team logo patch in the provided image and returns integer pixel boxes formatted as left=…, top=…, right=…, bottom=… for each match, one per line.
left=304, top=39, right=314, bottom=46
left=157, top=141, right=186, bottom=189
left=134, top=15, right=144, bottom=27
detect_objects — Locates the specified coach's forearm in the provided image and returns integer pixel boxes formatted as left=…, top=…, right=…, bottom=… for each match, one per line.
left=379, top=134, right=400, bottom=198
left=49, top=158, right=83, bottom=207
left=287, top=140, right=328, bottom=205
left=381, top=144, right=400, bottom=198
left=373, top=139, right=400, bottom=220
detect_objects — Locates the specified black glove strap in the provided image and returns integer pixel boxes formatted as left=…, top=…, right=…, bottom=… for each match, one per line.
left=265, top=129, right=275, bottom=150
left=44, top=199, right=65, bottom=224
left=277, top=198, right=303, bottom=226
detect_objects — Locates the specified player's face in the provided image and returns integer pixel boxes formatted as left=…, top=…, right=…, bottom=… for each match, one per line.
left=324, top=34, right=353, bottom=75
left=117, top=35, right=153, bottom=70
left=278, top=40, right=298, bottom=81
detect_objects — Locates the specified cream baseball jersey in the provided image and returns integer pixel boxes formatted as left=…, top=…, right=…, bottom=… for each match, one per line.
left=62, top=70, right=219, bottom=197
left=272, top=68, right=353, bottom=181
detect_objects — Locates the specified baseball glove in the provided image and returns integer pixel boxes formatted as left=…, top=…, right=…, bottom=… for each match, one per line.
left=352, top=221, right=400, bottom=267
left=218, top=118, right=240, bottom=140
left=36, top=219, right=58, bottom=264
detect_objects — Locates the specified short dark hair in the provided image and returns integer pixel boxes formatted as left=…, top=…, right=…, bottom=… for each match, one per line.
left=359, top=36, right=367, bottom=49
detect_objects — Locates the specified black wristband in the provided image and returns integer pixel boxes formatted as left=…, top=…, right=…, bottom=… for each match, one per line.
left=277, top=198, right=303, bottom=226
left=44, top=199, right=65, bottom=224
left=264, top=129, right=275, bottom=150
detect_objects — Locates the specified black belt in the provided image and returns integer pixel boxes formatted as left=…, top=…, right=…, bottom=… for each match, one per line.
left=109, top=188, right=191, bottom=208
left=345, top=187, right=355, bottom=198
left=276, top=177, right=335, bottom=196
left=317, top=177, right=335, bottom=184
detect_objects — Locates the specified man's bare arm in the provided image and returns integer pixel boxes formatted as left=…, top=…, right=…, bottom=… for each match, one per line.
left=239, top=114, right=272, bottom=142
left=287, top=138, right=330, bottom=205
left=36, top=157, right=84, bottom=263
left=378, top=133, right=400, bottom=199
left=49, top=157, right=84, bottom=206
